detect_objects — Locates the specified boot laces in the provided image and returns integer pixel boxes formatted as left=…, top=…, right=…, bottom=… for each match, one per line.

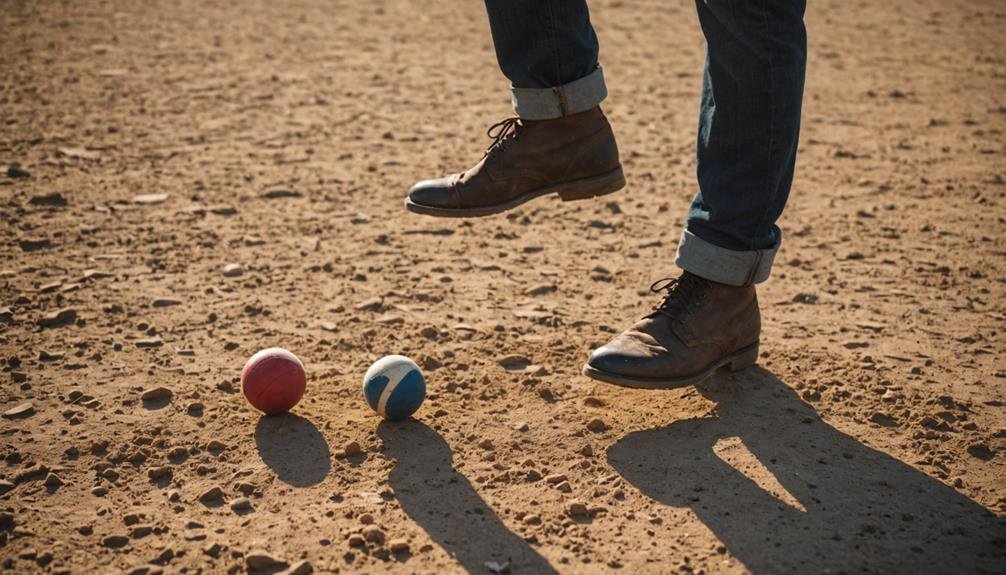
left=483, top=117, right=521, bottom=157
left=647, top=273, right=709, bottom=319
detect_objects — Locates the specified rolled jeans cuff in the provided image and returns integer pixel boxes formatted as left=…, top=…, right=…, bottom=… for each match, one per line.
left=675, top=229, right=780, bottom=286
left=510, top=66, right=607, bottom=120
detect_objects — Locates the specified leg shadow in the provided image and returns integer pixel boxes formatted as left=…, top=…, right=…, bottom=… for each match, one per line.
left=608, top=367, right=1005, bottom=573
left=378, top=420, right=557, bottom=574
left=254, top=413, right=331, bottom=487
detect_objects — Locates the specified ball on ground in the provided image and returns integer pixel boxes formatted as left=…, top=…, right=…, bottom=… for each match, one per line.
left=242, top=347, right=306, bottom=415
left=363, top=355, right=425, bottom=420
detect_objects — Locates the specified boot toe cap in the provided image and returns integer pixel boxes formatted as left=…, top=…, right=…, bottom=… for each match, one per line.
left=407, top=179, right=445, bottom=206
left=586, top=346, right=634, bottom=375
left=586, top=338, right=663, bottom=379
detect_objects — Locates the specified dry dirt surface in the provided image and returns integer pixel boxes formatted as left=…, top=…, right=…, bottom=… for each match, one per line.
left=2, top=0, right=1005, bottom=573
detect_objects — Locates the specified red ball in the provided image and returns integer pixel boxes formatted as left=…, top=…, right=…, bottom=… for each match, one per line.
left=241, top=348, right=306, bottom=415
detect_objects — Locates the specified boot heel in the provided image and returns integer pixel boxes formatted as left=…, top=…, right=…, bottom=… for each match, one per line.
left=557, top=166, right=626, bottom=201
left=728, top=344, right=759, bottom=372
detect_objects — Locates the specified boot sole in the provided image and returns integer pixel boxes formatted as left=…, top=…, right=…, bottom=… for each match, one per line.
left=581, top=342, right=760, bottom=390
left=404, top=166, right=625, bottom=218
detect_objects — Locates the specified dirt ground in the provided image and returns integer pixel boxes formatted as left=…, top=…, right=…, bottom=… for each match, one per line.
left=2, top=0, right=1005, bottom=573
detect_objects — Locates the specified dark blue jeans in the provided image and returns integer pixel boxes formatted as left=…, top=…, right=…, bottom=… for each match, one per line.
left=484, top=0, right=807, bottom=286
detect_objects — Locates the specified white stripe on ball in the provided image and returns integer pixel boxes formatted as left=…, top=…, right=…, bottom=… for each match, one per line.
left=375, top=361, right=416, bottom=417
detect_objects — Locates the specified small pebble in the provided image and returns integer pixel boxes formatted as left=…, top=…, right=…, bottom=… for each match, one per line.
left=3, top=402, right=35, bottom=419
left=18, top=237, right=51, bottom=252
left=141, top=387, right=173, bottom=402
left=148, top=467, right=171, bottom=481
left=525, top=283, right=557, bottom=296
left=132, top=193, right=169, bottom=204
left=206, top=440, right=227, bottom=451
left=202, top=542, right=222, bottom=557
left=38, top=308, right=77, bottom=328
left=362, top=525, right=385, bottom=544
left=246, top=551, right=287, bottom=571
left=566, top=501, right=590, bottom=517
left=8, top=164, right=30, bottom=179
left=355, top=297, right=384, bottom=311
left=135, top=337, right=164, bottom=349
left=102, top=534, right=129, bottom=548
left=39, top=350, right=64, bottom=362
left=82, top=269, right=112, bottom=280
left=229, top=497, right=253, bottom=512
left=285, top=560, right=314, bottom=575
left=347, top=534, right=365, bottom=547
left=198, top=486, right=223, bottom=503
left=222, top=263, right=243, bottom=277
left=342, top=441, right=362, bottom=457
left=235, top=481, right=257, bottom=495
left=43, top=472, right=64, bottom=489
left=499, top=355, right=531, bottom=372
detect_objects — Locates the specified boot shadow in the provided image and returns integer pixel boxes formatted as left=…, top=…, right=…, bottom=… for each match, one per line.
left=254, top=413, right=331, bottom=487
left=378, top=420, right=557, bottom=574
left=608, top=367, right=1005, bottom=573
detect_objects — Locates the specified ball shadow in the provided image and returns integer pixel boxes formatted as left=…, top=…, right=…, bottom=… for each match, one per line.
left=378, top=420, right=557, bottom=574
left=608, top=367, right=1006, bottom=573
left=254, top=413, right=331, bottom=487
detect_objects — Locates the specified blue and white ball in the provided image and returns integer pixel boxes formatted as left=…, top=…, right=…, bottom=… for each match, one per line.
left=363, top=355, right=426, bottom=420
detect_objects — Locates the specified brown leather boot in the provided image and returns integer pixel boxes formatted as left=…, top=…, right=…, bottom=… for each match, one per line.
left=583, top=272, right=760, bottom=389
left=406, top=107, right=624, bottom=217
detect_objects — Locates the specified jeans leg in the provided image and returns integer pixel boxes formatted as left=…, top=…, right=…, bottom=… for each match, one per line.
left=675, top=0, right=807, bottom=286
left=484, top=0, right=607, bottom=120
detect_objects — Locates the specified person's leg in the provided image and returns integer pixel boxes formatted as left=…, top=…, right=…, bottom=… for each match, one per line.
left=484, top=0, right=606, bottom=120
left=405, top=0, right=623, bottom=217
left=584, top=0, right=807, bottom=388
left=677, top=0, right=808, bottom=286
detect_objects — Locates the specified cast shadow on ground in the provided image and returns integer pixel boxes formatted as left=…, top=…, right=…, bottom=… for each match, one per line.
left=254, top=413, right=331, bottom=487
left=378, top=420, right=558, bottom=574
left=608, top=367, right=1005, bottom=573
